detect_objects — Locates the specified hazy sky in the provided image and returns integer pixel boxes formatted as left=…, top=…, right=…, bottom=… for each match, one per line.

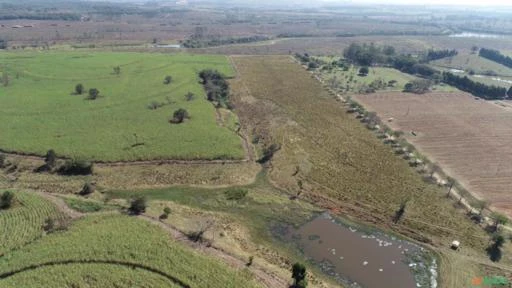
left=322, top=0, right=511, bottom=6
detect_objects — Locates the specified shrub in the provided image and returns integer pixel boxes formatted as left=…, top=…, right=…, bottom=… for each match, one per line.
left=45, top=149, right=57, bottom=168
left=224, top=188, right=248, bottom=201
left=170, top=108, right=189, bottom=124
left=58, top=159, right=93, bottom=175
left=113, top=66, right=121, bottom=75
left=75, top=83, right=84, bottom=95
left=185, top=92, right=195, bottom=101
left=292, top=263, right=307, bottom=288
left=42, top=217, right=70, bottom=233
left=79, top=182, right=96, bottom=196
left=129, top=196, right=147, bottom=215
left=163, top=207, right=171, bottom=214
left=87, top=88, right=100, bottom=100
left=0, top=191, right=14, bottom=209
left=0, top=153, right=5, bottom=168
left=147, top=101, right=164, bottom=110
left=358, top=66, right=369, bottom=76
left=163, top=75, right=172, bottom=84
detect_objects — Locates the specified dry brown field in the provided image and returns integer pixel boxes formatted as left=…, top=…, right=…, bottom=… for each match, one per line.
left=354, top=92, right=512, bottom=216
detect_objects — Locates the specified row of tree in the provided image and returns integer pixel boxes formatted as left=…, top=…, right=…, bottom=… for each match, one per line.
left=442, top=72, right=510, bottom=100
left=198, top=69, right=231, bottom=108
left=479, top=48, right=512, bottom=69
left=343, top=43, right=396, bottom=66
left=423, top=49, right=458, bottom=62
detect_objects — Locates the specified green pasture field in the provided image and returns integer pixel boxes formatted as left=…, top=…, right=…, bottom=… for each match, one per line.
left=0, top=191, right=65, bottom=255
left=0, top=214, right=261, bottom=288
left=430, top=53, right=512, bottom=77
left=0, top=52, right=244, bottom=161
left=313, top=57, right=455, bottom=93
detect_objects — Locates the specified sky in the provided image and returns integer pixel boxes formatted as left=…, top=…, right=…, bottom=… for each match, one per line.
left=321, top=0, right=511, bottom=6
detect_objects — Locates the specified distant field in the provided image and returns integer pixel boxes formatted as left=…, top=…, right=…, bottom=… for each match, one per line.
left=0, top=52, right=244, bottom=161
left=431, top=53, right=512, bottom=77
left=0, top=214, right=261, bottom=288
left=354, top=92, right=512, bottom=217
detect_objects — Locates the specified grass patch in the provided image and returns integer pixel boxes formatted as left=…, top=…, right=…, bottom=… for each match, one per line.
left=0, top=191, right=65, bottom=255
left=0, top=51, right=244, bottom=161
left=0, top=214, right=262, bottom=288
left=63, top=197, right=117, bottom=213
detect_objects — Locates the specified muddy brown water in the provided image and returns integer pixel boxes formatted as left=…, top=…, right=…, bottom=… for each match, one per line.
left=286, top=213, right=435, bottom=288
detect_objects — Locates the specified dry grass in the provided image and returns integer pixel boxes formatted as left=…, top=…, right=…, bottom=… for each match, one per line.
left=0, top=154, right=261, bottom=194
left=230, top=55, right=497, bottom=284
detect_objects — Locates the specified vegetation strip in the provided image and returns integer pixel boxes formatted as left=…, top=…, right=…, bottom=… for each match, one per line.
left=0, top=259, right=190, bottom=287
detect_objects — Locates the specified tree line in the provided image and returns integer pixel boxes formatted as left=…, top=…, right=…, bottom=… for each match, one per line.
left=442, top=72, right=509, bottom=100
left=479, top=48, right=512, bottom=69
left=423, top=49, right=458, bottom=62
left=182, top=36, right=270, bottom=48
left=198, top=69, right=231, bottom=108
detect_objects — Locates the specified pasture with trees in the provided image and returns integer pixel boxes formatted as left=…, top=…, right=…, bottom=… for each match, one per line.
left=0, top=52, right=244, bottom=161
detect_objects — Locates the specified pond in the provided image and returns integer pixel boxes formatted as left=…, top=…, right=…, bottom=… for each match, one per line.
left=449, top=32, right=506, bottom=39
left=282, top=213, right=437, bottom=288
left=152, top=44, right=181, bottom=48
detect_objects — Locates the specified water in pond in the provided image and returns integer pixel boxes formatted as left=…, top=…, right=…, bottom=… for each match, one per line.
left=449, top=32, right=505, bottom=38
left=152, top=44, right=181, bottom=48
left=285, top=213, right=436, bottom=288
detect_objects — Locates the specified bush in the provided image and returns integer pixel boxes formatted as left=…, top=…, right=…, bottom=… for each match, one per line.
left=163, top=75, right=172, bottom=85
left=185, top=92, right=195, bottom=101
left=75, top=83, right=84, bottom=95
left=170, top=108, right=189, bottom=124
left=58, top=159, right=93, bottom=175
left=87, top=88, right=100, bottom=100
left=79, top=182, right=96, bottom=196
left=224, top=188, right=248, bottom=201
left=129, top=196, right=147, bottom=215
left=358, top=66, right=369, bottom=76
left=0, top=153, right=5, bottom=168
left=0, top=191, right=14, bottom=209
left=292, top=263, right=307, bottom=288
left=45, top=149, right=57, bottom=168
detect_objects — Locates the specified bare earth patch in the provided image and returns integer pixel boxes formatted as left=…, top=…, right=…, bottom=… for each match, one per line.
left=354, top=92, right=512, bottom=217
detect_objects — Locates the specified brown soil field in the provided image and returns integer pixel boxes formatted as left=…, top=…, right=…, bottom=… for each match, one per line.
left=354, top=92, right=512, bottom=217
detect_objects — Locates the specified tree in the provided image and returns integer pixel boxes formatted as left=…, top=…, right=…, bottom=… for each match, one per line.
left=291, top=263, right=307, bottom=288
left=87, top=88, right=99, bottom=100
left=393, top=201, right=407, bottom=224
left=491, top=212, right=508, bottom=232
left=358, top=66, right=369, bottom=76
left=0, top=191, right=14, bottom=209
left=75, top=83, right=84, bottom=95
left=507, top=86, right=512, bottom=98
left=474, top=200, right=489, bottom=215
left=170, top=108, right=189, bottom=124
left=113, top=66, right=121, bottom=75
left=487, top=233, right=505, bottom=262
left=45, top=149, right=57, bottom=168
left=129, top=196, right=147, bottom=215
left=0, top=39, right=7, bottom=50
left=471, top=46, right=479, bottom=54
left=446, top=177, right=456, bottom=197
left=163, top=75, right=172, bottom=85
left=160, top=207, right=171, bottom=220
